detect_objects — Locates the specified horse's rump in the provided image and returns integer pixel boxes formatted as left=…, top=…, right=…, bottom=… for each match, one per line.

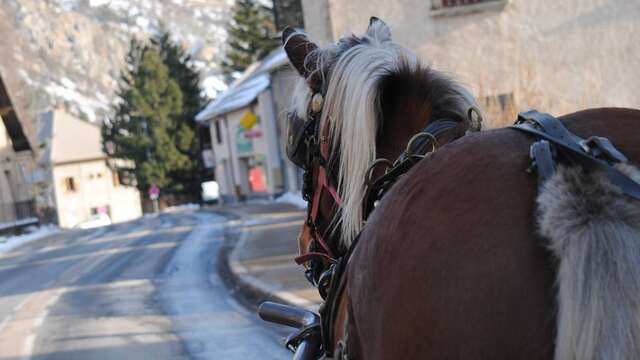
left=347, top=108, right=640, bottom=359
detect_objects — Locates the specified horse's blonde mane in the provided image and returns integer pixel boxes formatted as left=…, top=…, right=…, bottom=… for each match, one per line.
left=291, top=21, right=479, bottom=246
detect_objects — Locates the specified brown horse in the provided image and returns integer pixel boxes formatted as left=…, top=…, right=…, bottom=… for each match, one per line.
left=282, top=18, right=640, bottom=359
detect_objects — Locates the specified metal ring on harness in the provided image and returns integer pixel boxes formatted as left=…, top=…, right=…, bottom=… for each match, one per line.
left=365, top=158, right=393, bottom=186
left=404, top=132, right=437, bottom=162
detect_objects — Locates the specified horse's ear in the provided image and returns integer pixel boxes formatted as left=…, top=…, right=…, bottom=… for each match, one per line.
left=282, top=27, right=318, bottom=79
left=367, top=17, right=392, bottom=42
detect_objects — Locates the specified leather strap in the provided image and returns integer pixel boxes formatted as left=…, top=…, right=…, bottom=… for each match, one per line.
left=529, top=140, right=556, bottom=185
left=363, top=119, right=464, bottom=217
left=511, top=110, right=640, bottom=200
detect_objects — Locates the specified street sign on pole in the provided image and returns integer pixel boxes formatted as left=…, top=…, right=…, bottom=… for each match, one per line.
left=149, top=184, right=160, bottom=214
left=149, top=184, right=160, bottom=200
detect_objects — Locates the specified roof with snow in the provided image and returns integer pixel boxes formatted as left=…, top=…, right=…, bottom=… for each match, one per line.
left=196, top=48, right=289, bottom=122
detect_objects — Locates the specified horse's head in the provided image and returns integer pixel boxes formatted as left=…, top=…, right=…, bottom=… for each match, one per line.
left=283, top=18, right=481, bottom=285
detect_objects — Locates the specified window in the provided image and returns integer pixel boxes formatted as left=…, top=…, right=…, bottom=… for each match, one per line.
left=214, top=121, right=223, bottom=144
left=431, top=0, right=507, bottom=16
left=63, top=177, right=76, bottom=192
left=90, top=205, right=110, bottom=216
left=112, top=171, right=121, bottom=187
left=436, top=0, right=484, bottom=8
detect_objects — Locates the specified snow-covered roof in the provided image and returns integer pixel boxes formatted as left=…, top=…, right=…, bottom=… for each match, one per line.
left=196, top=48, right=289, bottom=122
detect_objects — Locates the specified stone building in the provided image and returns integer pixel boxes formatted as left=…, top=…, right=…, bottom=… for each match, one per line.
left=301, top=0, right=640, bottom=126
left=196, top=49, right=302, bottom=202
left=0, top=76, right=38, bottom=229
left=0, top=116, right=37, bottom=227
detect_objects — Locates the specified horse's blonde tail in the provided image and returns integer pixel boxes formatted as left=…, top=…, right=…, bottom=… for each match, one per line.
left=538, top=164, right=640, bottom=360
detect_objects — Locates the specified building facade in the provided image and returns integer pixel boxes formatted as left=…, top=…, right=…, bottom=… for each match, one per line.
left=302, top=0, right=640, bottom=127
left=40, top=110, right=142, bottom=228
left=0, top=115, right=37, bottom=226
left=197, top=50, right=302, bottom=202
left=0, top=74, right=38, bottom=228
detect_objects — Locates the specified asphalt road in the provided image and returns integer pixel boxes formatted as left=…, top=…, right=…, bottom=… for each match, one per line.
left=0, top=210, right=290, bottom=359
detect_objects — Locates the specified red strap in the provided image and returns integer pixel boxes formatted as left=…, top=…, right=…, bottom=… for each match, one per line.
left=294, top=252, right=337, bottom=265
left=302, top=119, right=343, bottom=264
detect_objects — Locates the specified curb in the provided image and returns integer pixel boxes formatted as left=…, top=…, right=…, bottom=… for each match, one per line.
left=214, top=206, right=318, bottom=311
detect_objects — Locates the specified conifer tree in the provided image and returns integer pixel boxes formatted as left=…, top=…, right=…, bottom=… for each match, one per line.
left=102, top=40, right=191, bottom=196
left=272, top=0, right=304, bottom=31
left=221, top=0, right=279, bottom=81
left=151, top=31, right=205, bottom=198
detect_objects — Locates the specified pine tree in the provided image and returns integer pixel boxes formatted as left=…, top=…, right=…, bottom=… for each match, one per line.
left=221, top=0, right=279, bottom=81
left=272, top=0, right=304, bottom=31
left=152, top=31, right=205, bottom=198
left=102, top=41, right=189, bottom=196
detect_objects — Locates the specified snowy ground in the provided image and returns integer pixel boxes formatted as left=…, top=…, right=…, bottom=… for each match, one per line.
left=275, top=192, right=307, bottom=209
left=0, top=225, right=59, bottom=255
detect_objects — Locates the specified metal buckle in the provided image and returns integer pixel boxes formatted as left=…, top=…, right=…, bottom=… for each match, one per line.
left=580, top=136, right=628, bottom=163
left=285, top=324, right=322, bottom=354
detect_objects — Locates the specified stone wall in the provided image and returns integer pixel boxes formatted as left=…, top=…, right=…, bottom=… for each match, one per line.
left=302, top=0, right=640, bottom=127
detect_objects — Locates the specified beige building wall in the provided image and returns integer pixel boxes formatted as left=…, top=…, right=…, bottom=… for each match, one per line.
left=208, top=103, right=283, bottom=200
left=52, top=159, right=141, bottom=228
left=303, top=0, right=640, bottom=127
left=42, top=110, right=142, bottom=228
left=270, top=67, right=303, bottom=193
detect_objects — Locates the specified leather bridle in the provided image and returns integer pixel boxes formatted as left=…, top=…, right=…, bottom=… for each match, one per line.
left=286, top=93, right=344, bottom=287
left=286, top=95, right=476, bottom=356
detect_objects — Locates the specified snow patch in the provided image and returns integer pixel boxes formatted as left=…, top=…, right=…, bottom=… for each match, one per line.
left=89, top=0, right=110, bottom=7
left=54, top=0, right=80, bottom=11
left=0, top=225, right=60, bottom=255
left=135, top=16, right=150, bottom=30
left=162, top=203, right=201, bottom=213
left=202, top=75, right=227, bottom=99
left=60, top=77, right=77, bottom=90
left=275, top=192, right=307, bottom=209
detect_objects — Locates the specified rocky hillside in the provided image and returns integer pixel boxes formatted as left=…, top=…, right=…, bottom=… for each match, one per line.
left=0, top=0, right=232, bottom=148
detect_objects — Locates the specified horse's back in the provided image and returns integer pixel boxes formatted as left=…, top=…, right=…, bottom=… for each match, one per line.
left=347, top=107, right=640, bottom=359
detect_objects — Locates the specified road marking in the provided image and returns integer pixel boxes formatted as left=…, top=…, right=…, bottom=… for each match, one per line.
left=0, top=316, right=11, bottom=332
left=13, top=295, right=32, bottom=312
left=44, top=292, right=61, bottom=308
left=0, top=214, right=178, bottom=358
left=22, top=334, right=35, bottom=358
left=32, top=310, right=48, bottom=328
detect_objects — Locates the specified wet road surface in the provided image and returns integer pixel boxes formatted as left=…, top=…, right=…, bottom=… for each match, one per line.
left=0, top=211, right=289, bottom=359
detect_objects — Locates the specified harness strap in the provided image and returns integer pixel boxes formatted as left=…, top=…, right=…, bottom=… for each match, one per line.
left=363, top=119, right=464, bottom=217
left=528, top=140, right=555, bottom=185
left=319, top=231, right=362, bottom=357
left=294, top=252, right=336, bottom=266
left=511, top=110, right=640, bottom=200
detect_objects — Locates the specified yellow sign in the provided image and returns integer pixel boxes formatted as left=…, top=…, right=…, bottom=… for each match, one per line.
left=240, top=111, right=258, bottom=129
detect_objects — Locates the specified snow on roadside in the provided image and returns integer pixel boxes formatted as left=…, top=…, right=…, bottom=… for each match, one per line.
left=162, top=203, right=201, bottom=213
left=275, top=192, right=307, bottom=209
left=0, top=225, right=60, bottom=255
